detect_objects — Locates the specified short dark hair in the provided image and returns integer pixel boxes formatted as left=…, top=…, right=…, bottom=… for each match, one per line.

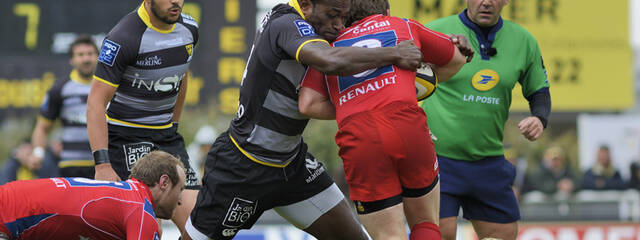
left=68, top=35, right=98, bottom=56
left=347, top=0, right=389, bottom=27
left=130, top=151, right=184, bottom=188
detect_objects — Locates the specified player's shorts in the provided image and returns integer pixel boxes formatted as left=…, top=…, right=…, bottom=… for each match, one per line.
left=107, top=124, right=200, bottom=189
left=439, top=155, right=520, bottom=223
left=185, top=132, right=344, bottom=240
left=335, top=101, right=439, bottom=214
left=59, top=166, right=94, bottom=179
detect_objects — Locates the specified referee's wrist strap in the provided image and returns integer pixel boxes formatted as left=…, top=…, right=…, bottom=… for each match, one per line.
left=93, top=149, right=110, bottom=165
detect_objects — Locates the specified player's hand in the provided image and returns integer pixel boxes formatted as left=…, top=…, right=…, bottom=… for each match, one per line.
left=94, top=163, right=122, bottom=182
left=394, top=40, right=422, bottom=70
left=26, top=155, right=43, bottom=170
left=448, top=34, right=474, bottom=62
left=518, top=116, right=543, bottom=141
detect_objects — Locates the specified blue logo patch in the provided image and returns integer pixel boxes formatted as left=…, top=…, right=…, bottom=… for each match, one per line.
left=98, top=39, right=121, bottom=67
left=294, top=20, right=316, bottom=37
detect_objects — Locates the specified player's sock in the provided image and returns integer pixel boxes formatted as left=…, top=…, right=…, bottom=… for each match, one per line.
left=409, top=222, right=441, bottom=240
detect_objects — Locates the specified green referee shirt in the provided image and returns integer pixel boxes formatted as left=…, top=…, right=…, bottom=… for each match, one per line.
left=421, top=10, right=549, bottom=161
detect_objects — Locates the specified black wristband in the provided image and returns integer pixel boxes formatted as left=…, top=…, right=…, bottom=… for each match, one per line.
left=93, top=149, right=110, bottom=165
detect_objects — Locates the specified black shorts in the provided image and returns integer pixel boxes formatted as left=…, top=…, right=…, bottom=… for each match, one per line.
left=107, top=124, right=200, bottom=189
left=59, top=166, right=94, bottom=179
left=186, top=132, right=342, bottom=240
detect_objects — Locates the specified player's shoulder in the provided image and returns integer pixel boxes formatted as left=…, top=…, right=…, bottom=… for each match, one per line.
left=105, top=10, right=146, bottom=46
left=426, top=15, right=460, bottom=29
left=48, top=78, right=72, bottom=94
left=179, top=13, right=198, bottom=29
left=500, top=19, right=538, bottom=42
left=266, top=3, right=306, bottom=30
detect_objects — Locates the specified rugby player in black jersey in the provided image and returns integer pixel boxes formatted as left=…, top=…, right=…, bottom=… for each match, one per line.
left=87, top=0, right=199, bottom=237
left=183, top=0, right=423, bottom=239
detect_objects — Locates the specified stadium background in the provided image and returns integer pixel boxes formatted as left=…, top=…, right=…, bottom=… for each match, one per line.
left=0, top=0, right=639, bottom=239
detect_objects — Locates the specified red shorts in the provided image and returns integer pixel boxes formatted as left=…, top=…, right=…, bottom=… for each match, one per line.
left=336, top=101, right=438, bottom=202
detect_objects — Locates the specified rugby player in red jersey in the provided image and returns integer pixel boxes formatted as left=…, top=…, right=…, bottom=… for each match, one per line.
left=299, top=0, right=470, bottom=239
left=0, top=151, right=185, bottom=240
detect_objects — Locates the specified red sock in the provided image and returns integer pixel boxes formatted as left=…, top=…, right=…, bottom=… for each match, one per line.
left=410, top=222, right=441, bottom=240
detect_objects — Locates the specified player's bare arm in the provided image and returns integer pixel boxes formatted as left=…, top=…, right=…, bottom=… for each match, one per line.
left=87, top=79, right=120, bottom=181
left=172, top=72, right=189, bottom=123
left=298, top=40, right=422, bottom=76
left=298, top=87, right=336, bottom=120
left=28, top=117, right=54, bottom=170
left=432, top=45, right=466, bottom=82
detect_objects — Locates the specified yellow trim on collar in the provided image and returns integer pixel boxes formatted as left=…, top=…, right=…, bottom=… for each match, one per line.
left=228, top=134, right=291, bottom=168
left=288, top=0, right=306, bottom=20
left=70, top=70, right=92, bottom=85
left=93, top=75, right=119, bottom=88
left=106, top=114, right=174, bottom=129
left=296, top=39, right=328, bottom=62
left=137, top=2, right=176, bottom=34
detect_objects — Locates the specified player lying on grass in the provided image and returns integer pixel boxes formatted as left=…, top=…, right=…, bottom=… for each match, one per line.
left=0, top=151, right=185, bottom=240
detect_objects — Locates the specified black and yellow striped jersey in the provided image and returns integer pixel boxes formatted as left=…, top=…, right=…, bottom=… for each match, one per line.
left=94, top=3, right=198, bottom=129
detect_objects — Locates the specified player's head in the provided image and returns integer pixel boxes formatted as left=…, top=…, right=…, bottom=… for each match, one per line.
left=345, top=0, right=389, bottom=27
left=465, top=0, right=508, bottom=27
left=68, top=35, right=98, bottom=79
left=543, top=146, right=565, bottom=170
left=597, top=145, right=612, bottom=166
left=299, top=0, right=349, bottom=42
left=130, top=151, right=186, bottom=219
left=147, top=0, right=184, bottom=25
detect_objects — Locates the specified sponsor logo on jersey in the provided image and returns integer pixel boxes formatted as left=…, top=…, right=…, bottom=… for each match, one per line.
left=185, top=44, right=194, bottom=62
left=305, top=157, right=325, bottom=183
left=123, top=142, right=156, bottom=170
left=338, top=76, right=397, bottom=106
left=462, top=94, right=500, bottom=105
left=222, top=228, right=237, bottom=237
left=136, top=56, right=163, bottom=67
left=131, top=73, right=185, bottom=93
left=153, top=232, right=159, bottom=240
left=471, top=69, right=499, bottom=91
left=98, top=39, right=120, bottom=67
left=343, top=19, right=391, bottom=36
left=185, top=44, right=193, bottom=56
left=223, top=197, right=257, bottom=228
left=294, top=20, right=316, bottom=37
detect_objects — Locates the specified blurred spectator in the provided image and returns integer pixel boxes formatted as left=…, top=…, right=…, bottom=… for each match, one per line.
left=582, top=145, right=626, bottom=190
left=1, top=140, right=60, bottom=185
left=524, top=146, right=579, bottom=198
left=186, top=125, right=217, bottom=180
left=630, top=157, right=640, bottom=190
left=505, top=146, right=527, bottom=200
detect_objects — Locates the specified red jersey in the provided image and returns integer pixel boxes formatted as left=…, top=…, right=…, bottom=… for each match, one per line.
left=0, top=178, right=160, bottom=240
left=301, top=14, right=455, bottom=124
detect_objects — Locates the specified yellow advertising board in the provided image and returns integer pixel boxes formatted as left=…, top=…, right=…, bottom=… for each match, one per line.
left=390, top=0, right=633, bottom=111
